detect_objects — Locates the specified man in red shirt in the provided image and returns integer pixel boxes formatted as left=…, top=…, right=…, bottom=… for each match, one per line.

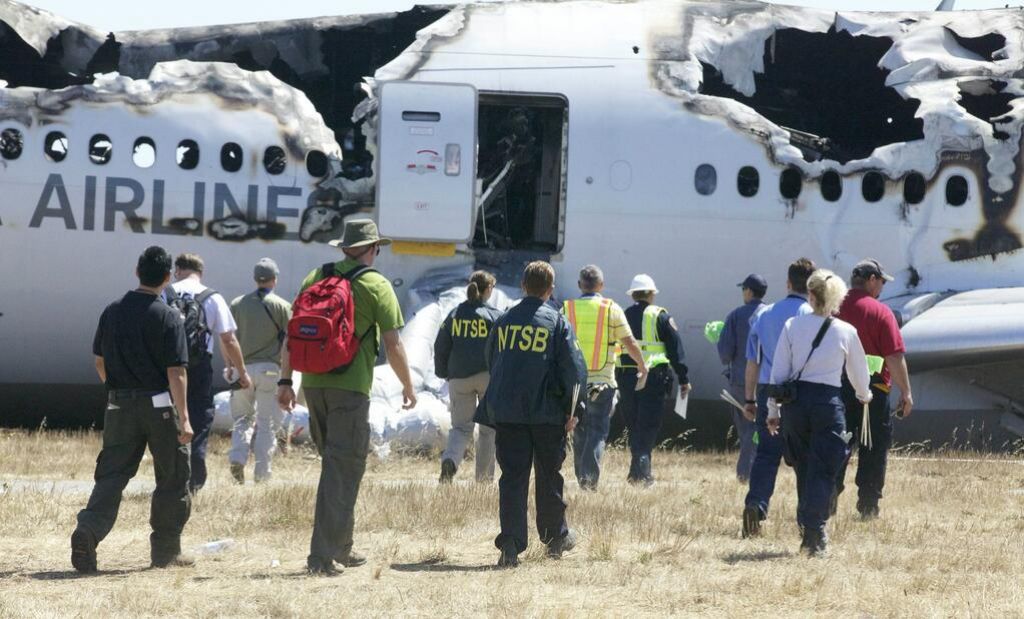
left=835, top=259, right=914, bottom=519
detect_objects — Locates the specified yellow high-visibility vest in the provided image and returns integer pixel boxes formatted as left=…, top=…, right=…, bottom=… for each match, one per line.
left=563, top=297, right=614, bottom=372
left=639, top=305, right=669, bottom=368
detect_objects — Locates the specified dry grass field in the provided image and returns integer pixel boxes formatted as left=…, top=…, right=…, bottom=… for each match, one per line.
left=0, top=429, right=1022, bottom=618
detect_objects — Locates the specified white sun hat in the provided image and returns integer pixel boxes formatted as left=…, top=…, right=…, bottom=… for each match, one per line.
left=627, top=274, right=659, bottom=294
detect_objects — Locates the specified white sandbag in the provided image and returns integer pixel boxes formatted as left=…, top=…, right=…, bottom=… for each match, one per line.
left=211, top=389, right=310, bottom=444
left=384, top=392, right=451, bottom=452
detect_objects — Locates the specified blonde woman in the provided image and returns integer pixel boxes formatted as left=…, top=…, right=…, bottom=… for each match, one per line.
left=766, top=269, right=871, bottom=556
left=434, top=270, right=504, bottom=483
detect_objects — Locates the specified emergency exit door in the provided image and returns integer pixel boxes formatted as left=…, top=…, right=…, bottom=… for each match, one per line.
left=376, top=81, right=478, bottom=243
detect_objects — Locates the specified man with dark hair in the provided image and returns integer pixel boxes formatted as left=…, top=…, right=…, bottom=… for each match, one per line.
left=277, top=219, right=417, bottom=576
left=476, top=260, right=587, bottom=568
left=562, top=264, right=646, bottom=490
left=170, top=253, right=250, bottom=493
left=718, top=274, right=767, bottom=482
left=72, top=246, right=194, bottom=572
left=740, top=258, right=815, bottom=537
left=835, top=258, right=913, bottom=519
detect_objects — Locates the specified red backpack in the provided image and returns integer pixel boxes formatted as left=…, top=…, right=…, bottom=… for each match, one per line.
left=287, top=263, right=374, bottom=374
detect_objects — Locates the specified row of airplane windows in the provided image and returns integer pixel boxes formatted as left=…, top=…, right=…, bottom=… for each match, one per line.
left=0, top=127, right=332, bottom=177
left=696, top=164, right=971, bottom=207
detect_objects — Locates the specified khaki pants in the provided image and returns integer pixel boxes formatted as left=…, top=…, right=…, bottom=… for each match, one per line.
left=305, top=387, right=370, bottom=564
left=442, top=372, right=496, bottom=482
left=229, top=361, right=284, bottom=481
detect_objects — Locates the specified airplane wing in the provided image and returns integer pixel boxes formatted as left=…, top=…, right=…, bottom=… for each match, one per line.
left=893, top=288, right=1024, bottom=373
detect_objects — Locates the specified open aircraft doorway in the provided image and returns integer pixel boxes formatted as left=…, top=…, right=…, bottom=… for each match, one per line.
left=474, top=93, right=567, bottom=253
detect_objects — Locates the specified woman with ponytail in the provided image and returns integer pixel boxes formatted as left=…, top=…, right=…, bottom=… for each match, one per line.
left=433, top=270, right=503, bottom=483
left=765, top=269, right=872, bottom=555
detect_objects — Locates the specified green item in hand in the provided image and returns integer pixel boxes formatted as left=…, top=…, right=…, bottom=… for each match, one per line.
left=866, top=355, right=884, bottom=375
left=704, top=320, right=725, bottom=344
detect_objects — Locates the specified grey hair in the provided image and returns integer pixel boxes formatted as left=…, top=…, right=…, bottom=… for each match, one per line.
left=578, top=264, right=604, bottom=292
left=807, top=269, right=848, bottom=316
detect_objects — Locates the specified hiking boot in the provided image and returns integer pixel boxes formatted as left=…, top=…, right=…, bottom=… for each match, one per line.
left=307, top=558, right=342, bottom=576
left=71, top=528, right=97, bottom=573
left=497, top=539, right=519, bottom=569
left=858, top=503, right=880, bottom=520
left=335, top=551, right=367, bottom=568
left=742, top=506, right=762, bottom=538
left=547, top=530, right=577, bottom=559
left=230, top=463, right=245, bottom=484
left=802, top=528, right=829, bottom=557
left=439, top=458, right=457, bottom=484
left=151, top=552, right=196, bottom=568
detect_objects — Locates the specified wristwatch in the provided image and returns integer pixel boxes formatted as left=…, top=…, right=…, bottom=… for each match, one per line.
left=277, top=378, right=293, bottom=387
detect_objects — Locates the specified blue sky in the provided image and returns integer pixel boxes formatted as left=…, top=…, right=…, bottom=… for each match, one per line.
left=22, top=0, right=1024, bottom=31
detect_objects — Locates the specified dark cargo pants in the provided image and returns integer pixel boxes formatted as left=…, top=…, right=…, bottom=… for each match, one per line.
left=76, top=394, right=191, bottom=563
left=305, top=387, right=370, bottom=566
left=837, top=383, right=892, bottom=511
left=744, top=385, right=785, bottom=518
left=186, top=355, right=214, bottom=493
left=617, top=366, right=673, bottom=482
left=494, top=423, right=570, bottom=554
left=781, top=381, right=849, bottom=533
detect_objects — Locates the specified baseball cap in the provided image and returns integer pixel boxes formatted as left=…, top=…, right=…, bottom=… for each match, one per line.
left=738, top=274, right=767, bottom=295
left=254, top=257, right=280, bottom=281
left=852, top=258, right=894, bottom=282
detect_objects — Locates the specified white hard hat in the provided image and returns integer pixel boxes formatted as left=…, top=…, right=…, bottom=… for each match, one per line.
left=627, top=274, right=658, bottom=294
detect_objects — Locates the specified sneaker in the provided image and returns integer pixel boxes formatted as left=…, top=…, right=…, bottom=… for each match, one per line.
left=230, top=463, right=245, bottom=484
left=335, top=551, right=367, bottom=567
left=307, top=558, right=342, bottom=576
left=497, top=539, right=519, bottom=569
left=439, top=459, right=457, bottom=484
left=546, top=530, right=577, bottom=559
left=70, top=528, right=97, bottom=573
left=151, top=553, right=196, bottom=568
left=742, top=506, right=762, bottom=538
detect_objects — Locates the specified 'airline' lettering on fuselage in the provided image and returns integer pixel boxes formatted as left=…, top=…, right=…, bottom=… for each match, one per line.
left=496, top=325, right=550, bottom=353
left=451, top=318, right=489, bottom=339
left=24, top=173, right=304, bottom=240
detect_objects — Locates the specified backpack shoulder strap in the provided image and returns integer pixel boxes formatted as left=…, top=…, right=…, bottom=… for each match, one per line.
left=342, top=265, right=376, bottom=282
left=196, top=288, right=217, bottom=304
left=321, top=262, right=336, bottom=279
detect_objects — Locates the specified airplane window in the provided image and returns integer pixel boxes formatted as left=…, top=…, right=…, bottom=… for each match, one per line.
left=177, top=139, right=199, bottom=170
left=132, top=137, right=156, bottom=169
left=44, top=131, right=68, bottom=162
left=263, top=146, right=286, bottom=175
left=946, top=175, right=968, bottom=206
left=862, top=171, right=885, bottom=202
left=694, top=164, right=716, bottom=196
left=306, top=150, right=328, bottom=178
left=1, top=128, right=23, bottom=160
left=904, top=172, right=925, bottom=205
left=221, top=142, right=242, bottom=172
left=821, top=170, right=842, bottom=202
left=779, top=167, right=802, bottom=200
left=737, top=166, right=759, bottom=197
left=89, top=134, right=112, bottom=165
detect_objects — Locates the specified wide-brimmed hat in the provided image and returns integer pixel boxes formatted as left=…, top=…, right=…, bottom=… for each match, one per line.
left=328, top=219, right=393, bottom=249
left=627, top=273, right=659, bottom=294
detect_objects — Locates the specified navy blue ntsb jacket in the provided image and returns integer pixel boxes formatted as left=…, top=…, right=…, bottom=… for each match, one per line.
left=474, top=297, right=587, bottom=427
left=433, top=300, right=504, bottom=380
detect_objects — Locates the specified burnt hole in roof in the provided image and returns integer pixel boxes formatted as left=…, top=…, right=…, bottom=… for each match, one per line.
left=957, top=80, right=1016, bottom=140
left=945, top=27, right=1006, bottom=62
left=699, top=27, right=923, bottom=164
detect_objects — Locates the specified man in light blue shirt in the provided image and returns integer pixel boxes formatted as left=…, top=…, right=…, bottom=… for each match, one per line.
left=741, top=258, right=816, bottom=538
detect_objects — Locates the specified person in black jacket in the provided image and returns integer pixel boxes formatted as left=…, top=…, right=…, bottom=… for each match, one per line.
left=434, top=270, right=504, bottom=483
left=475, top=261, right=587, bottom=568
left=616, top=274, right=691, bottom=486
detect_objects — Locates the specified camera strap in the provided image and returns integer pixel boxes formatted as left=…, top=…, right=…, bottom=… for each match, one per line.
left=792, top=317, right=833, bottom=382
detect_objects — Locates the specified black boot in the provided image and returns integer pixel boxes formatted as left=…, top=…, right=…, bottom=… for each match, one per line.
left=439, top=458, right=456, bottom=484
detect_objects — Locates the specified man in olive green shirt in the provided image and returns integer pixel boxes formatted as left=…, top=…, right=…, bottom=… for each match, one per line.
left=228, top=258, right=292, bottom=484
left=277, top=219, right=416, bottom=576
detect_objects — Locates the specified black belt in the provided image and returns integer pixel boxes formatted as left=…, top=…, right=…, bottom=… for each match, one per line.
left=109, top=388, right=163, bottom=401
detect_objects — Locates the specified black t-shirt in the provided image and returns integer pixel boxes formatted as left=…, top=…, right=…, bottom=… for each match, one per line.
left=93, top=290, right=188, bottom=390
